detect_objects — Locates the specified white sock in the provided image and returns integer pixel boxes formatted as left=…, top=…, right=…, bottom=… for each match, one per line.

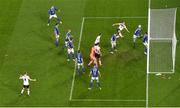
left=27, top=89, right=30, bottom=95
left=21, top=88, right=24, bottom=94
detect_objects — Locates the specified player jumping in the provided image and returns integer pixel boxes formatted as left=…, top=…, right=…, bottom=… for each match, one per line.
left=110, top=33, right=117, bottom=54
left=88, top=64, right=101, bottom=90
left=47, top=6, right=61, bottom=26
left=94, top=45, right=102, bottom=66
left=67, top=38, right=75, bottom=61
left=64, top=29, right=72, bottom=48
left=112, top=21, right=129, bottom=38
left=19, top=72, right=36, bottom=96
left=142, top=32, right=148, bottom=55
left=94, top=33, right=102, bottom=46
left=88, top=45, right=97, bottom=66
left=133, top=25, right=142, bottom=48
left=54, top=23, right=60, bottom=47
left=76, top=50, right=85, bottom=74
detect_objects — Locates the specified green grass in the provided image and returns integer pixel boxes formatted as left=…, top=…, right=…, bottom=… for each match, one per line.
left=0, top=0, right=179, bottom=107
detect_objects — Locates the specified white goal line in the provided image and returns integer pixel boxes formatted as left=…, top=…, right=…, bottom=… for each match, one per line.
left=84, top=16, right=147, bottom=19
left=148, top=71, right=174, bottom=74
left=150, top=38, right=172, bottom=41
left=71, top=99, right=146, bottom=102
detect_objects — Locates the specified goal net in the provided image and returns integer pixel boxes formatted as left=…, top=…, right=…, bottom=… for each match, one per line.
left=148, top=8, right=177, bottom=73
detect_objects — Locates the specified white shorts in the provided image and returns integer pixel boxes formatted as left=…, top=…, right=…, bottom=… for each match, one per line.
left=49, top=14, right=57, bottom=19
left=91, top=77, right=99, bottom=81
left=77, top=63, right=83, bottom=66
left=68, top=48, right=74, bottom=54
left=55, top=35, right=59, bottom=39
left=111, top=41, right=116, bottom=48
left=143, top=42, right=148, bottom=47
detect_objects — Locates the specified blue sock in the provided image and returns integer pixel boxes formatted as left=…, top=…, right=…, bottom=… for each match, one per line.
left=77, top=67, right=80, bottom=75
left=55, top=40, right=58, bottom=47
left=134, top=42, right=136, bottom=48
left=68, top=54, right=70, bottom=60
left=48, top=19, right=50, bottom=24
left=82, top=66, right=85, bottom=73
left=72, top=53, right=75, bottom=59
left=90, top=81, right=93, bottom=88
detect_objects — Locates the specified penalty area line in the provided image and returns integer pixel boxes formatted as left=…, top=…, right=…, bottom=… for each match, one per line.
left=84, top=16, right=148, bottom=19
left=71, top=99, right=146, bottom=102
left=69, top=17, right=85, bottom=101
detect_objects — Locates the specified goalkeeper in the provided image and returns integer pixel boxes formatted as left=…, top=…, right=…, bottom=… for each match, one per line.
left=142, top=32, right=148, bottom=55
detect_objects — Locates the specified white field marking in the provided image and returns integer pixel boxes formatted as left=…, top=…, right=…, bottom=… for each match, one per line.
left=78, top=17, right=85, bottom=50
left=69, top=17, right=85, bottom=101
left=84, top=16, right=147, bottom=19
left=84, top=16, right=148, bottom=19
left=71, top=99, right=146, bottom=102
left=150, top=38, right=172, bottom=41
left=148, top=71, right=174, bottom=74
left=146, top=0, right=151, bottom=107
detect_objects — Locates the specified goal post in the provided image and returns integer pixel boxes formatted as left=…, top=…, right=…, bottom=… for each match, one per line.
left=148, top=8, right=177, bottom=73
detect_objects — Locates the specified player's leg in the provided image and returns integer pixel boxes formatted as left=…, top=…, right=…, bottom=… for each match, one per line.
left=98, top=58, right=102, bottom=66
left=88, top=56, right=94, bottom=66
left=20, top=87, right=25, bottom=95
left=71, top=49, right=75, bottom=61
left=110, top=41, right=114, bottom=54
left=67, top=49, right=71, bottom=61
left=27, top=88, right=30, bottom=96
left=133, top=36, right=137, bottom=48
left=55, top=35, right=59, bottom=47
left=81, top=64, right=85, bottom=73
left=88, top=77, right=94, bottom=90
left=76, top=63, right=80, bottom=75
left=96, top=77, right=101, bottom=90
left=114, top=42, right=117, bottom=51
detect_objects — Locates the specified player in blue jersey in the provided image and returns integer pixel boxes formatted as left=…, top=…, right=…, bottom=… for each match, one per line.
left=133, top=25, right=142, bottom=48
left=67, top=38, right=75, bottom=61
left=88, top=64, right=101, bottom=90
left=54, top=23, right=60, bottom=47
left=110, top=33, right=117, bottom=54
left=76, top=50, right=85, bottom=74
left=64, top=29, right=72, bottom=48
left=47, top=6, right=61, bottom=26
left=142, top=32, right=148, bottom=55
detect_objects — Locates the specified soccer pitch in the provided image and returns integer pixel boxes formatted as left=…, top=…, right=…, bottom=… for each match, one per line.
left=0, top=0, right=180, bottom=107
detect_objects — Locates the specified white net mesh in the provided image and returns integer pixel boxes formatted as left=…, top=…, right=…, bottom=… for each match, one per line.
left=149, top=8, right=177, bottom=73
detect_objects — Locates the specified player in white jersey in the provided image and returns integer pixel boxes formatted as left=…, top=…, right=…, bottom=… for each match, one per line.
left=94, top=33, right=102, bottom=45
left=112, top=21, right=129, bottom=38
left=94, top=45, right=102, bottom=66
left=19, top=72, right=36, bottom=96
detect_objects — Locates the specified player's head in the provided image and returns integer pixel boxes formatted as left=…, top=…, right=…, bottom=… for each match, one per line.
left=138, top=25, right=141, bottom=28
left=68, top=29, right=71, bottom=33
left=51, top=6, right=54, bottom=9
left=98, top=33, right=102, bottom=36
left=24, top=72, right=28, bottom=75
left=70, top=37, right=73, bottom=41
left=77, top=50, right=80, bottom=53
left=145, top=32, right=147, bottom=34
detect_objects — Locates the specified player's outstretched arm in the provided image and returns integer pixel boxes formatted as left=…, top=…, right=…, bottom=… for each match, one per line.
left=99, top=71, right=101, bottom=77
left=19, top=75, right=23, bottom=79
left=30, top=78, right=36, bottom=81
left=125, top=26, right=130, bottom=32
left=112, top=23, right=119, bottom=26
